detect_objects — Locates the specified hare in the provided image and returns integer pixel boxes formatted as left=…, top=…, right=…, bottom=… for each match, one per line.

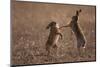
left=45, top=21, right=63, bottom=56
left=61, top=9, right=86, bottom=55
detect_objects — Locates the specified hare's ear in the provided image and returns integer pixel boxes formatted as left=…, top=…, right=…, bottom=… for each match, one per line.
left=46, top=21, right=55, bottom=29
left=76, top=10, right=79, bottom=14
left=46, top=25, right=50, bottom=29
left=46, top=23, right=51, bottom=29
left=79, top=9, right=82, bottom=13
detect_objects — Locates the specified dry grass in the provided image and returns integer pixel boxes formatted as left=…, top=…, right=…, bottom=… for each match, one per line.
left=11, top=1, right=96, bottom=65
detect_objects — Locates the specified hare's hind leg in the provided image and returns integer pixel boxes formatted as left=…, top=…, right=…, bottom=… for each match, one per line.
left=52, top=44, right=59, bottom=57
left=77, top=39, right=82, bottom=56
left=77, top=44, right=86, bottom=57
left=80, top=39, right=86, bottom=57
left=46, top=45, right=51, bottom=56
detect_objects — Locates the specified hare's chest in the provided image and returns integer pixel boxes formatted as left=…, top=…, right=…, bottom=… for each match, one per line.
left=53, top=35, right=60, bottom=44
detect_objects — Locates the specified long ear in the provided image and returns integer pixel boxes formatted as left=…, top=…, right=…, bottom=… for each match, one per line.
left=46, top=23, right=51, bottom=29
left=79, top=9, right=82, bottom=13
left=77, top=9, right=82, bottom=15
left=46, top=21, right=56, bottom=29
left=46, top=25, right=50, bottom=29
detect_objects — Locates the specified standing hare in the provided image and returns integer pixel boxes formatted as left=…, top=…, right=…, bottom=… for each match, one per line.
left=61, top=9, right=86, bottom=55
left=45, top=21, right=63, bottom=56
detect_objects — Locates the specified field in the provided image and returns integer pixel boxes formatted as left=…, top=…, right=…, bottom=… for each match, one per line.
left=11, top=1, right=96, bottom=65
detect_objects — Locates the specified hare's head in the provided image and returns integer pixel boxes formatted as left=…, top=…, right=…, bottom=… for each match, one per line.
left=46, top=21, right=56, bottom=29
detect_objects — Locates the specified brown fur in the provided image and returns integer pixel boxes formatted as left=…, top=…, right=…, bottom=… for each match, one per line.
left=45, top=21, right=63, bottom=55
left=60, top=9, right=86, bottom=55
